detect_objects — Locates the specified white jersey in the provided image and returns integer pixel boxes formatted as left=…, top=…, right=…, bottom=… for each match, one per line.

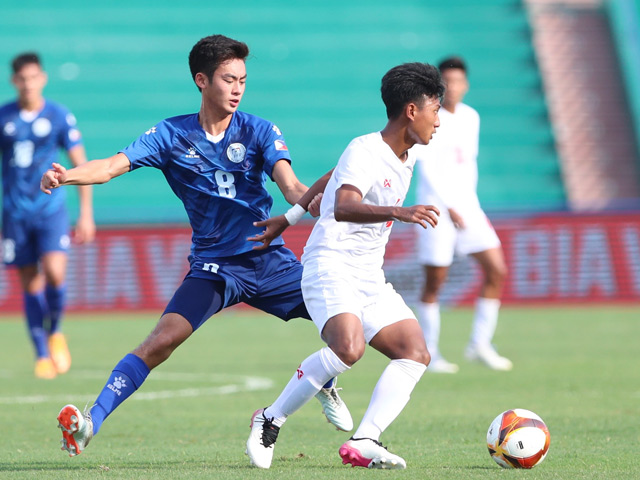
left=414, top=102, right=481, bottom=215
left=302, top=131, right=416, bottom=271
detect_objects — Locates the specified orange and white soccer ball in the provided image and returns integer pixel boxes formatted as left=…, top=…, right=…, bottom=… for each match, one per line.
left=486, top=408, right=550, bottom=469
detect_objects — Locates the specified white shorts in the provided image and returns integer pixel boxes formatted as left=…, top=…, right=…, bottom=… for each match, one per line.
left=416, top=207, right=501, bottom=267
left=301, top=261, right=416, bottom=344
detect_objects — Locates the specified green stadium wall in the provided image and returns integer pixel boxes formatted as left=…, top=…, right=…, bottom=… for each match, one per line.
left=0, top=0, right=566, bottom=225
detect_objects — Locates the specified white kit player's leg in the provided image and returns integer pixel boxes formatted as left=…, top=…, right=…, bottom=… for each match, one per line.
left=341, top=359, right=425, bottom=469
left=417, top=302, right=458, bottom=373
left=247, top=347, right=350, bottom=468
left=466, top=298, right=512, bottom=370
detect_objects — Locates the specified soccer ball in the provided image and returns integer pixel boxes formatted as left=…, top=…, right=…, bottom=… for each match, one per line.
left=486, top=408, right=550, bottom=469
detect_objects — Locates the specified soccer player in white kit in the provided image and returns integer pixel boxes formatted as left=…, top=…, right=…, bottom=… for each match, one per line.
left=413, top=57, right=511, bottom=373
left=246, top=62, right=444, bottom=470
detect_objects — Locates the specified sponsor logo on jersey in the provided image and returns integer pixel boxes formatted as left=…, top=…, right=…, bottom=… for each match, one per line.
left=227, top=143, right=246, bottom=163
left=274, top=139, right=288, bottom=151
left=296, top=364, right=304, bottom=379
left=32, top=118, right=52, bottom=137
left=272, top=124, right=282, bottom=136
left=185, top=147, right=200, bottom=159
left=145, top=126, right=157, bottom=135
left=383, top=179, right=391, bottom=188
left=3, top=122, right=16, bottom=136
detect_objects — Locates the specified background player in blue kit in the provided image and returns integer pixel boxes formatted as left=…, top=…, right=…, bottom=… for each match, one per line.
left=40, top=34, right=351, bottom=457
left=1, top=52, right=95, bottom=380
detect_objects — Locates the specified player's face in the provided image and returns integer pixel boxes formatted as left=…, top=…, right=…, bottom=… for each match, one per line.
left=409, top=96, right=441, bottom=146
left=201, top=58, right=247, bottom=115
left=11, top=63, right=47, bottom=105
left=441, top=68, right=468, bottom=106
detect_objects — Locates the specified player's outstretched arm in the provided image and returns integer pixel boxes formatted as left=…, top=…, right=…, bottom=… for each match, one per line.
left=249, top=167, right=334, bottom=250
left=334, top=184, right=440, bottom=228
left=41, top=153, right=131, bottom=194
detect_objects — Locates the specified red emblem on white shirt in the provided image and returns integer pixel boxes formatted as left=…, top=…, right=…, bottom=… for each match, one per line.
left=383, top=179, right=391, bottom=188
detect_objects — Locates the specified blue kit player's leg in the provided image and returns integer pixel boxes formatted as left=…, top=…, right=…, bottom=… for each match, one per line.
left=37, top=208, right=72, bottom=374
left=57, top=276, right=227, bottom=456
left=245, top=246, right=353, bottom=433
left=2, top=214, right=57, bottom=379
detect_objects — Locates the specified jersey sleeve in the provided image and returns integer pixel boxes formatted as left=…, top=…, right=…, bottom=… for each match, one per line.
left=333, top=143, right=375, bottom=198
left=57, top=105, right=83, bottom=152
left=120, top=122, right=172, bottom=171
left=258, top=123, right=292, bottom=179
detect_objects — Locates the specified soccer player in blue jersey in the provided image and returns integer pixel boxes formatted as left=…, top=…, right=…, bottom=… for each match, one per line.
left=1, top=52, right=95, bottom=379
left=40, top=34, right=351, bottom=457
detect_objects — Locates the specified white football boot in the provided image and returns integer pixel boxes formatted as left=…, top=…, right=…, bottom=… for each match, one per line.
left=314, top=378, right=353, bottom=431
left=465, top=343, right=513, bottom=371
left=339, top=437, right=406, bottom=469
left=246, top=408, right=280, bottom=469
left=428, top=356, right=460, bottom=374
left=57, top=404, right=93, bottom=456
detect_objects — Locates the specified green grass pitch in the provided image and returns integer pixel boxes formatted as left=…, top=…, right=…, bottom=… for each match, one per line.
left=0, top=305, right=638, bottom=479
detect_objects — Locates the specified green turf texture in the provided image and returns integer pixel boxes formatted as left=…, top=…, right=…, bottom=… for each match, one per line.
left=0, top=306, right=638, bottom=479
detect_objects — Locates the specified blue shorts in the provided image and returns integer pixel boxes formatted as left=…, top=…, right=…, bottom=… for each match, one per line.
left=164, top=246, right=310, bottom=330
left=2, top=208, right=70, bottom=266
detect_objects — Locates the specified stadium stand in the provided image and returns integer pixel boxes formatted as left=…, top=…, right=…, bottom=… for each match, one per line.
left=0, top=0, right=565, bottom=223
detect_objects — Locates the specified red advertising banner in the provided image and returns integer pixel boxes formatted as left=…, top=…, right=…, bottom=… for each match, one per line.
left=1, top=212, right=639, bottom=313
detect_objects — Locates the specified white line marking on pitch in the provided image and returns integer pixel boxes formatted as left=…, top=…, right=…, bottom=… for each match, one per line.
left=0, top=370, right=273, bottom=405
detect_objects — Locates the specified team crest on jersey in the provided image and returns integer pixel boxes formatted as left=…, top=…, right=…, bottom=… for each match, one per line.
left=274, top=140, right=288, bottom=151
left=3, top=122, right=16, bottom=136
left=227, top=143, right=246, bottom=163
left=32, top=118, right=52, bottom=137
left=185, top=147, right=200, bottom=159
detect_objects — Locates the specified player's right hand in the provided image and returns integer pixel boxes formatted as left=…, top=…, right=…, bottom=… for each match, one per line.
left=248, top=215, right=290, bottom=250
left=40, top=163, right=67, bottom=194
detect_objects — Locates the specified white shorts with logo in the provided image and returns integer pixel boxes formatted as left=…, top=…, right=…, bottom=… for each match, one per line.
left=416, top=207, right=501, bottom=267
left=301, top=260, right=416, bottom=344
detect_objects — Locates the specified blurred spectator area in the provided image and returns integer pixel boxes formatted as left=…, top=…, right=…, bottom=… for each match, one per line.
left=526, top=0, right=640, bottom=210
left=2, top=1, right=640, bottom=311
left=1, top=0, right=569, bottom=222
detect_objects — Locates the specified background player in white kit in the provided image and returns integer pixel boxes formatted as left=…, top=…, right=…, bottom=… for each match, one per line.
left=246, top=62, right=444, bottom=470
left=413, top=57, right=511, bottom=373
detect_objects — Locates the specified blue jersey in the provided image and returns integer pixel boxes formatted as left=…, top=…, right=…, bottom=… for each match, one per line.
left=0, top=99, right=82, bottom=218
left=121, top=111, right=292, bottom=257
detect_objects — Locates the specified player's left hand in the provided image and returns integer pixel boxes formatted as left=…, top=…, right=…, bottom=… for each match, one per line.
left=248, top=215, right=290, bottom=250
left=74, top=214, right=96, bottom=244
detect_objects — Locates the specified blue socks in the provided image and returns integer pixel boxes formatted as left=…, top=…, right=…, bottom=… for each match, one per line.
left=24, top=292, right=48, bottom=358
left=90, top=353, right=150, bottom=434
left=45, top=284, right=66, bottom=334
left=24, top=285, right=67, bottom=358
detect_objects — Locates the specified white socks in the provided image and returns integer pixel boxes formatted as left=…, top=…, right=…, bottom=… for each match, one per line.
left=470, top=297, right=501, bottom=346
left=353, top=359, right=426, bottom=441
left=417, top=302, right=441, bottom=359
left=265, top=347, right=349, bottom=426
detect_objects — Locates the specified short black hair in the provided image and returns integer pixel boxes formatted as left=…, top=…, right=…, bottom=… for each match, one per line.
left=11, top=52, right=41, bottom=74
left=380, top=62, right=444, bottom=119
left=188, top=35, right=249, bottom=91
left=438, top=56, right=467, bottom=74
